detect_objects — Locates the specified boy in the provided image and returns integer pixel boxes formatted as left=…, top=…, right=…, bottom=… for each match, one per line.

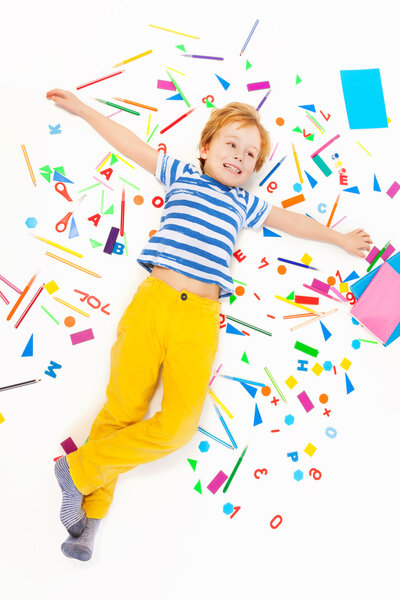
left=47, top=89, right=372, bottom=560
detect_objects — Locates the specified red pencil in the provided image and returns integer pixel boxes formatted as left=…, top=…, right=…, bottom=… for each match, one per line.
left=120, top=188, right=125, bottom=237
left=14, top=284, right=44, bottom=329
left=160, top=108, right=195, bottom=134
left=76, top=70, right=125, bottom=90
left=7, top=271, right=38, bottom=321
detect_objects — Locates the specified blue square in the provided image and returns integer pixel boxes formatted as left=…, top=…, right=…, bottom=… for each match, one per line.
left=340, top=69, right=388, bottom=129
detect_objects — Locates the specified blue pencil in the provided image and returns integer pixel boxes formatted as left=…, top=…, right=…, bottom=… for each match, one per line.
left=197, top=426, right=234, bottom=449
left=259, top=156, right=286, bottom=186
left=277, top=257, right=319, bottom=270
left=213, top=404, right=238, bottom=449
left=240, top=19, right=259, bottom=55
left=219, top=374, right=266, bottom=387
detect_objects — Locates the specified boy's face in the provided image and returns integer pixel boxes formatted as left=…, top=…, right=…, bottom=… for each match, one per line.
left=199, top=121, right=261, bottom=187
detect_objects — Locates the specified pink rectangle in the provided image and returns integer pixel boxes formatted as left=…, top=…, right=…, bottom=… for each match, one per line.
left=381, top=244, right=395, bottom=261
left=207, top=470, right=228, bottom=494
left=297, top=390, right=314, bottom=412
left=311, top=278, right=331, bottom=294
left=303, top=284, right=340, bottom=302
left=365, top=246, right=379, bottom=264
left=70, top=328, right=94, bottom=345
left=386, top=181, right=400, bottom=198
left=157, top=80, right=176, bottom=91
left=247, top=81, right=270, bottom=92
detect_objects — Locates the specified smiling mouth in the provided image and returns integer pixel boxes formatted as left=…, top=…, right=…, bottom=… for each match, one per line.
left=223, top=163, right=241, bottom=174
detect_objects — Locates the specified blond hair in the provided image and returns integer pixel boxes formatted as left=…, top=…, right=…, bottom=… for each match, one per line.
left=197, top=102, right=271, bottom=173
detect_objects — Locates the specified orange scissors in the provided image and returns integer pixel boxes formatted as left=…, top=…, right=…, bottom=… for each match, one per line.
left=55, top=211, right=74, bottom=233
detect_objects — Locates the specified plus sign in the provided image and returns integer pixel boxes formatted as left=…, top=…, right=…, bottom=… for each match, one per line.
left=271, top=396, right=279, bottom=406
left=323, top=408, right=331, bottom=417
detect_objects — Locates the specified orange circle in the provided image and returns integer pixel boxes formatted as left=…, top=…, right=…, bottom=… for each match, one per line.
left=134, top=195, right=144, bottom=205
left=262, top=386, right=271, bottom=396
left=149, top=229, right=158, bottom=238
left=276, top=117, right=285, bottom=126
left=277, top=265, right=287, bottom=274
left=327, top=276, right=336, bottom=286
left=235, top=285, right=245, bottom=296
left=64, top=316, right=75, bottom=327
left=319, top=393, right=329, bottom=404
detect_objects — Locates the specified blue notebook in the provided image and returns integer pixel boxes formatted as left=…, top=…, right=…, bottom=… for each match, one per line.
left=350, top=251, right=400, bottom=346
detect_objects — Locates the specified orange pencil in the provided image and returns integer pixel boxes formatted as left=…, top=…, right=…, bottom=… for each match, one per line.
left=113, top=97, right=158, bottom=112
left=21, top=144, right=36, bottom=186
left=326, top=193, right=340, bottom=228
left=7, top=271, right=38, bottom=321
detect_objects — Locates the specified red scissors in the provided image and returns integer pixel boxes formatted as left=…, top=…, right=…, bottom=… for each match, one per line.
left=55, top=182, right=73, bottom=202
left=55, top=211, right=74, bottom=233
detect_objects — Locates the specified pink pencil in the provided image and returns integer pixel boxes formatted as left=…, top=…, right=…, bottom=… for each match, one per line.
left=14, top=284, right=44, bottom=329
left=76, top=70, right=124, bottom=90
left=120, top=188, right=125, bottom=237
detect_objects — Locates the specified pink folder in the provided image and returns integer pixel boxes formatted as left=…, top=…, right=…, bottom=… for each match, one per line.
left=350, top=261, right=400, bottom=344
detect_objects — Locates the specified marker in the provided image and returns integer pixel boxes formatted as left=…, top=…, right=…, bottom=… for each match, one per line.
left=240, top=19, right=259, bottom=55
left=113, top=97, right=158, bottom=112
left=181, top=54, right=223, bottom=60
left=223, top=444, right=249, bottom=493
left=277, top=257, right=319, bottom=270
left=160, top=108, right=195, bottom=134
left=259, top=156, right=286, bottom=186
left=95, top=98, right=140, bottom=116
left=120, top=188, right=125, bottom=237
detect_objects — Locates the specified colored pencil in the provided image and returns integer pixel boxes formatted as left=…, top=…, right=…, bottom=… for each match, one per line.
left=225, top=314, right=272, bottom=336
left=264, top=366, right=287, bottom=403
left=367, top=240, right=391, bottom=272
left=181, top=54, right=223, bottom=60
left=7, top=271, right=38, bottom=321
left=14, top=284, right=44, bottom=329
left=207, top=389, right=233, bottom=419
left=213, top=404, right=237, bottom=449
left=291, top=143, right=303, bottom=183
left=256, top=89, right=271, bottom=111
left=311, top=135, right=340, bottom=159
left=0, top=378, right=41, bottom=392
left=112, top=50, right=152, bottom=67
left=45, top=252, right=101, bottom=278
left=326, top=194, right=340, bottom=227
left=33, top=235, right=83, bottom=257
left=113, top=97, right=158, bottom=111
left=0, top=290, right=9, bottom=304
left=95, top=98, right=140, bottom=116
left=21, top=144, right=36, bottom=186
left=275, top=295, right=316, bottom=313
left=0, top=274, right=22, bottom=294
left=259, top=156, right=286, bottom=186
left=240, top=19, right=259, bottom=55
left=120, top=188, right=125, bottom=237
left=160, top=108, right=195, bottom=134
left=219, top=374, right=266, bottom=387
left=165, top=70, right=190, bottom=107
left=53, top=297, right=89, bottom=317
left=76, top=70, right=124, bottom=90
left=277, top=257, right=319, bottom=270
left=223, top=444, right=249, bottom=493
left=149, top=24, right=200, bottom=39
left=290, top=308, right=338, bottom=331
left=283, top=312, right=319, bottom=319
left=197, top=426, right=234, bottom=449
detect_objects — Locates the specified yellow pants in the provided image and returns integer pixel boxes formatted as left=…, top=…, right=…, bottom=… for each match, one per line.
left=66, top=275, right=221, bottom=519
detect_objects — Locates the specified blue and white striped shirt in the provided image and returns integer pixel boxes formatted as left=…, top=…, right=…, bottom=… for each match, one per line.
left=137, top=152, right=272, bottom=299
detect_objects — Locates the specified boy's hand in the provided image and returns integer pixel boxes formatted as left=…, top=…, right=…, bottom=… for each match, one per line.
left=46, top=88, right=86, bottom=116
left=340, top=228, right=373, bottom=258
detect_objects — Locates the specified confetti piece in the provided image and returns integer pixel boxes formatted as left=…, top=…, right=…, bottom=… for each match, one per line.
left=207, top=471, right=228, bottom=494
left=253, top=402, right=263, bottom=426
left=312, top=154, right=332, bottom=177
left=304, top=443, right=317, bottom=457
left=311, top=363, right=323, bottom=376
left=320, top=320, right=332, bottom=341
left=340, top=68, right=388, bottom=129
left=345, top=372, right=355, bottom=394
left=285, top=376, right=297, bottom=389
left=187, top=458, right=197, bottom=471
left=297, top=390, right=314, bottom=412
left=294, top=341, right=319, bottom=357
left=21, top=334, right=34, bottom=357
left=281, top=193, right=305, bottom=209
left=340, top=357, right=352, bottom=370
left=70, top=328, right=95, bottom=345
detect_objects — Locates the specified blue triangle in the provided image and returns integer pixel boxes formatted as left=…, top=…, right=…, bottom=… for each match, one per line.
left=253, top=402, right=263, bottom=426
left=298, top=104, right=316, bottom=112
left=215, top=74, right=230, bottom=90
left=320, top=321, right=332, bottom=341
left=240, top=382, right=258, bottom=399
left=68, top=216, right=79, bottom=238
left=373, top=174, right=381, bottom=192
left=226, top=322, right=246, bottom=335
left=21, top=333, right=33, bottom=357
left=263, top=227, right=281, bottom=238
left=345, top=372, right=355, bottom=394
left=166, top=93, right=183, bottom=101
left=343, top=186, right=360, bottom=194
left=304, top=170, right=318, bottom=188
left=53, top=170, right=74, bottom=184
left=343, top=270, right=359, bottom=282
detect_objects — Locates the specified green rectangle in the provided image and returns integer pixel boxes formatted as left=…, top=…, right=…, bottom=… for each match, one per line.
left=312, top=154, right=332, bottom=177
left=294, top=341, right=319, bottom=357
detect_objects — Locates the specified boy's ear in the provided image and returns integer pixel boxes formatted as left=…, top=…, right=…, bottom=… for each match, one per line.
left=199, top=142, right=209, bottom=159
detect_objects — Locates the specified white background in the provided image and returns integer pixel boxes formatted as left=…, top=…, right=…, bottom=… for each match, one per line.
left=1, top=1, right=399, bottom=598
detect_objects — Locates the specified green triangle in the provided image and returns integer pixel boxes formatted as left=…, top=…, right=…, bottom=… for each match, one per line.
left=187, top=458, right=197, bottom=471
left=245, top=60, right=252, bottom=70
left=176, top=44, right=186, bottom=52
left=286, top=290, right=295, bottom=300
left=292, top=126, right=302, bottom=133
left=110, top=153, right=118, bottom=166
left=305, top=134, right=315, bottom=142
left=103, top=204, right=114, bottom=215
left=241, top=351, right=249, bottom=364
left=39, top=169, right=52, bottom=183
left=53, top=166, right=65, bottom=175
left=89, top=239, right=103, bottom=248
left=205, top=99, right=215, bottom=108
left=229, top=294, right=237, bottom=305
left=194, top=480, right=202, bottom=494
left=296, top=74, right=302, bottom=84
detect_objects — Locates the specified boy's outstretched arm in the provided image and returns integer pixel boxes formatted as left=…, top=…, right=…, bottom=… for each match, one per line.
left=264, top=206, right=373, bottom=258
left=46, top=89, right=158, bottom=175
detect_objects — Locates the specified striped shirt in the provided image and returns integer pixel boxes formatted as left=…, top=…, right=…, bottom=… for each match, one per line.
left=137, top=152, right=272, bottom=299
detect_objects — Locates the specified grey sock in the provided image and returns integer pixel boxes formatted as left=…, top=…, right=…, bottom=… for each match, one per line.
left=54, top=455, right=87, bottom=537
left=61, top=518, right=102, bottom=561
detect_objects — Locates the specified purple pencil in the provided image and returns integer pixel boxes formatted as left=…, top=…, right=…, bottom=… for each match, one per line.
left=181, top=54, right=224, bottom=60
left=256, top=89, right=271, bottom=111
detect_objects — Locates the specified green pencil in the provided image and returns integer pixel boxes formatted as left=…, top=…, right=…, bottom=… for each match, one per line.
left=366, top=240, right=391, bottom=273
left=223, top=444, right=249, bottom=493
left=95, top=98, right=140, bottom=115
left=165, top=70, right=190, bottom=107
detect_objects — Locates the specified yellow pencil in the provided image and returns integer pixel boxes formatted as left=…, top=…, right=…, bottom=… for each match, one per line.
left=291, top=142, right=303, bottom=183
left=149, top=24, right=200, bottom=39
left=208, top=389, right=234, bottom=419
left=34, top=235, right=83, bottom=258
left=275, top=295, right=316, bottom=312
left=45, top=252, right=101, bottom=277
left=53, top=297, right=90, bottom=317
left=112, top=50, right=153, bottom=67
left=21, top=144, right=36, bottom=186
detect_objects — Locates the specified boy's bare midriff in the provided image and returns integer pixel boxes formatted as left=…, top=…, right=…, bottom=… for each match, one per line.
left=151, top=265, right=220, bottom=301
